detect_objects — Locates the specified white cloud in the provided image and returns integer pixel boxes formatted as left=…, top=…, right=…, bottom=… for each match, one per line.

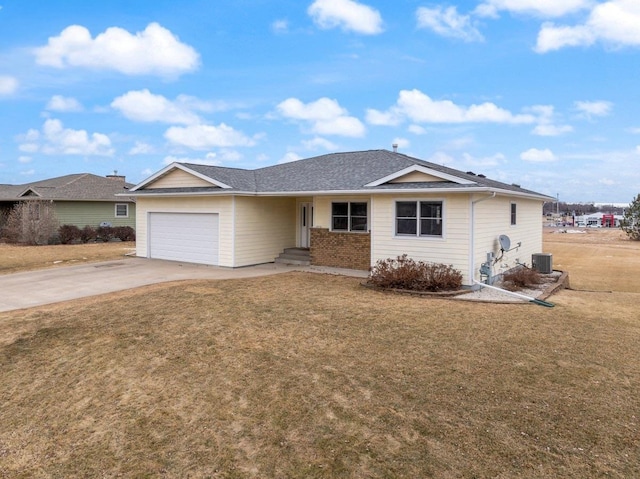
left=474, top=0, right=591, bottom=18
left=526, top=104, right=573, bottom=136
left=574, top=100, right=613, bottom=118
left=271, top=19, right=289, bottom=33
left=164, top=123, right=256, bottom=150
left=408, top=125, right=427, bottom=135
left=111, top=89, right=211, bottom=125
left=532, top=124, right=574, bottom=136
left=627, top=127, right=640, bottom=134
left=462, top=152, right=506, bottom=167
left=46, top=95, right=83, bottom=112
left=365, top=108, right=402, bottom=126
left=308, top=0, right=383, bottom=35
left=427, top=151, right=456, bottom=165
left=278, top=152, right=302, bottom=164
left=520, top=148, right=558, bottom=162
left=536, top=1, right=640, bottom=53
left=18, top=156, right=32, bottom=164
left=18, top=119, right=113, bottom=156
left=34, top=23, right=200, bottom=78
left=368, top=89, right=535, bottom=126
left=416, top=6, right=484, bottom=42
left=20, top=169, right=35, bottom=176
left=302, top=137, right=339, bottom=151
left=0, top=75, right=18, bottom=95
left=162, top=152, right=222, bottom=166
left=128, top=141, right=155, bottom=155
left=277, top=97, right=366, bottom=137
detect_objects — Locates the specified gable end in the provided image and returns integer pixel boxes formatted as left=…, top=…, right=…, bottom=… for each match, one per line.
left=365, top=165, right=477, bottom=187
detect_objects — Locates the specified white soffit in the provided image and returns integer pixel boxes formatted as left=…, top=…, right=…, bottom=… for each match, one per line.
left=365, top=165, right=477, bottom=187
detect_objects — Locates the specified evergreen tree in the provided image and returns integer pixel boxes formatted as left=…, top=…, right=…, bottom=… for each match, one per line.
left=620, top=194, right=640, bottom=241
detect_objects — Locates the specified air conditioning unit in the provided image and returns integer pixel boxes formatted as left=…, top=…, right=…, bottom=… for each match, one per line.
left=532, top=253, right=553, bottom=274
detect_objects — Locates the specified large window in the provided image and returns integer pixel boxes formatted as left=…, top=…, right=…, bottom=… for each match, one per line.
left=332, top=202, right=368, bottom=232
left=396, top=201, right=443, bottom=237
left=115, top=203, right=129, bottom=218
left=510, top=203, right=517, bottom=226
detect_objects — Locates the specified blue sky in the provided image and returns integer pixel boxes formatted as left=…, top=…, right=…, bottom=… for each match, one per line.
left=1, top=0, right=639, bottom=203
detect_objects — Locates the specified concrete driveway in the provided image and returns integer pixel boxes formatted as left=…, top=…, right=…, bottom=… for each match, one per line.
left=0, top=258, right=302, bottom=312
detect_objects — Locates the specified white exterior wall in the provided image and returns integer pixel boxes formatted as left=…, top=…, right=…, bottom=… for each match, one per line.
left=233, top=196, right=296, bottom=266
left=371, top=194, right=471, bottom=283
left=473, top=195, right=544, bottom=280
left=136, top=196, right=234, bottom=266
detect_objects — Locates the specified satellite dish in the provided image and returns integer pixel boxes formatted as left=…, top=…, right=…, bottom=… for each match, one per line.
left=498, top=234, right=511, bottom=251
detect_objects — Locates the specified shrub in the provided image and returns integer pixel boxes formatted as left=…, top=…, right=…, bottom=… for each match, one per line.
left=112, top=226, right=135, bottom=241
left=501, top=266, right=542, bottom=291
left=80, top=225, right=97, bottom=243
left=58, top=224, right=82, bottom=244
left=96, top=226, right=113, bottom=242
left=369, top=254, right=463, bottom=292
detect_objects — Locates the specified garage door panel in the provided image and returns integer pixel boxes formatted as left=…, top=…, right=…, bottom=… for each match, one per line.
left=149, top=213, right=218, bottom=265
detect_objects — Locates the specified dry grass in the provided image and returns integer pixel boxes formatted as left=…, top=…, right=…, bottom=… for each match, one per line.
left=0, top=230, right=639, bottom=478
left=0, top=242, right=136, bottom=275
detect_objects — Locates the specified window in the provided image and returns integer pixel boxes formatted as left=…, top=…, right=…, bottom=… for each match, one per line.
left=510, top=203, right=517, bottom=226
left=331, top=202, right=368, bottom=232
left=115, top=203, right=129, bottom=218
left=396, top=201, right=443, bottom=237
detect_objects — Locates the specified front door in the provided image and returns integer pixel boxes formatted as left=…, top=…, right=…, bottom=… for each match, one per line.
left=299, top=202, right=313, bottom=248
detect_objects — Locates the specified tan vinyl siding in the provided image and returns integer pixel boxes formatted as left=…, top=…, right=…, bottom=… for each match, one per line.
left=233, top=196, right=296, bottom=266
left=371, top=194, right=471, bottom=283
left=135, top=196, right=233, bottom=266
left=389, top=171, right=447, bottom=183
left=473, top=195, right=544, bottom=278
left=145, top=169, right=217, bottom=189
left=54, top=201, right=136, bottom=228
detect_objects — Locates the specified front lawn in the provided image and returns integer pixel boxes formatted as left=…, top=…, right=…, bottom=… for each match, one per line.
left=0, top=228, right=638, bottom=477
left=0, top=242, right=135, bottom=274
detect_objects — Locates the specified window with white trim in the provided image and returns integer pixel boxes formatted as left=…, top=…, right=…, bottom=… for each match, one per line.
left=331, top=202, right=368, bottom=232
left=115, top=203, right=129, bottom=218
left=510, top=202, right=517, bottom=226
left=395, top=201, right=443, bottom=237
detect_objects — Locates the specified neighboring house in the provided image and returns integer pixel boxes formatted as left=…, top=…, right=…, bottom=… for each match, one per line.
left=127, top=149, right=553, bottom=286
left=0, top=173, right=136, bottom=229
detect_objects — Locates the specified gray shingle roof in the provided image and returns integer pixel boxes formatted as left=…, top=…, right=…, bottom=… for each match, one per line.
left=0, top=173, right=135, bottom=202
left=134, top=149, right=552, bottom=199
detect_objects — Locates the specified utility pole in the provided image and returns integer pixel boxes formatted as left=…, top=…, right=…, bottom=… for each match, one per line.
left=556, top=193, right=559, bottom=216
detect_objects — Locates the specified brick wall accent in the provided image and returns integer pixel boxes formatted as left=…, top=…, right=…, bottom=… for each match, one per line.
left=310, top=228, right=371, bottom=271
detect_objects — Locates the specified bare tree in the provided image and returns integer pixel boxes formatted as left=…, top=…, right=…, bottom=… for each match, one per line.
left=2, top=200, right=59, bottom=245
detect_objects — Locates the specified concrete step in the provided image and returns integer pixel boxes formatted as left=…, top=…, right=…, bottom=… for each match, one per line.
left=275, top=247, right=311, bottom=265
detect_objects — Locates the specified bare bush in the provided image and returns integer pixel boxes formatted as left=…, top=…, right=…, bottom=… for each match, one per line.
left=2, top=200, right=59, bottom=245
left=501, top=266, right=542, bottom=291
left=369, top=254, right=463, bottom=292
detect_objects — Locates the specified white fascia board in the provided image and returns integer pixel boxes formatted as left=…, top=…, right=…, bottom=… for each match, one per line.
left=129, top=162, right=232, bottom=192
left=123, top=186, right=552, bottom=202
left=364, top=165, right=477, bottom=187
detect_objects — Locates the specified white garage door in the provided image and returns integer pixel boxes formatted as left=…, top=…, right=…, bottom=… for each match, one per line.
left=149, top=213, right=219, bottom=265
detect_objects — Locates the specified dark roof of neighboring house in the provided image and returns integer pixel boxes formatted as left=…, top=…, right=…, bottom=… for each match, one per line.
left=131, top=149, right=554, bottom=200
left=0, top=174, right=135, bottom=202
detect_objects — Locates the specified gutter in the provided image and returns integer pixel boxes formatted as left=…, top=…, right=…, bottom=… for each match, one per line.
left=117, top=187, right=552, bottom=201
left=469, top=192, right=496, bottom=286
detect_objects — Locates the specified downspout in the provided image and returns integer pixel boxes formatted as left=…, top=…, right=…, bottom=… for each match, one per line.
left=469, top=192, right=496, bottom=287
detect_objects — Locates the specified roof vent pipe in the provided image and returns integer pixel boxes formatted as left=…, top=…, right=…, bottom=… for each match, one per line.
left=392, top=143, right=398, bottom=153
